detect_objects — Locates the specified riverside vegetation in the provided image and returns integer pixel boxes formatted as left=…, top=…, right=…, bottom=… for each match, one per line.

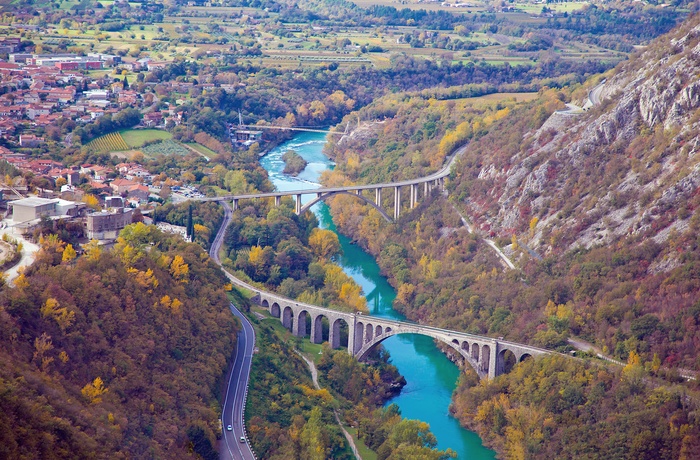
left=282, top=149, right=309, bottom=176
left=245, top=318, right=456, bottom=459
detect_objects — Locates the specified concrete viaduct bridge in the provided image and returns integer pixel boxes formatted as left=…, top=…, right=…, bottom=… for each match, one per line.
left=223, top=270, right=550, bottom=379
left=197, top=146, right=464, bottom=222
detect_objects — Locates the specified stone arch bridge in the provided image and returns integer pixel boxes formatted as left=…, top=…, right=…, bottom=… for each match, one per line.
left=248, top=286, right=550, bottom=380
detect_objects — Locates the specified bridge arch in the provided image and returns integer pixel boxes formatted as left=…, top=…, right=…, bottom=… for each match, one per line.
left=299, top=191, right=392, bottom=222
left=331, top=317, right=350, bottom=349
left=295, top=310, right=310, bottom=337
left=311, top=314, right=325, bottom=344
left=497, top=348, right=517, bottom=375
left=270, top=302, right=280, bottom=318
left=480, top=345, right=491, bottom=375
left=355, top=329, right=476, bottom=374
left=471, top=343, right=479, bottom=362
left=282, top=306, right=293, bottom=331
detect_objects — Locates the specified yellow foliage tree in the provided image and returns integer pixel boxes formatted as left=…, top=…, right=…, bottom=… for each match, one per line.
left=41, top=298, right=75, bottom=332
left=81, top=377, right=108, bottom=404
left=83, top=239, right=102, bottom=262
left=127, top=267, right=159, bottom=292
left=14, top=272, right=29, bottom=289
left=62, top=244, right=77, bottom=263
left=83, top=194, right=100, bottom=210
left=309, top=228, right=341, bottom=261
left=529, top=217, right=539, bottom=238
left=170, top=255, right=189, bottom=283
left=33, top=332, right=53, bottom=372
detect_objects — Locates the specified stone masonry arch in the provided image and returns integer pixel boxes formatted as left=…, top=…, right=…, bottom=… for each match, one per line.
left=355, top=328, right=485, bottom=377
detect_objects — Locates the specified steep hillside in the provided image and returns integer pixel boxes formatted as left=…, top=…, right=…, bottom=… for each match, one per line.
left=0, top=225, right=237, bottom=459
left=454, top=14, right=700, bottom=259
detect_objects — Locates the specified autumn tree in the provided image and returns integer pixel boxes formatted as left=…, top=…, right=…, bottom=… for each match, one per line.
left=62, top=244, right=77, bottom=263
left=81, top=377, right=108, bottom=404
left=308, top=228, right=341, bottom=261
left=41, top=298, right=75, bottom=332
left=170, top=255, right=189, bottom=283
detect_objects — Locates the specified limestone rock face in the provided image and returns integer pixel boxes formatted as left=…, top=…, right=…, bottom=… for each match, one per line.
left=459, top=18, right=700, bottom=261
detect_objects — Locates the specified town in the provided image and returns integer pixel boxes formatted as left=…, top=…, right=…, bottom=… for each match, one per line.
left=0, top=47, right=235, bottom=250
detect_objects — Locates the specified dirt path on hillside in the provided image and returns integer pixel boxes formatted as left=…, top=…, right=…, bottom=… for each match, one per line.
left=296, top=352, right=363, bottom=460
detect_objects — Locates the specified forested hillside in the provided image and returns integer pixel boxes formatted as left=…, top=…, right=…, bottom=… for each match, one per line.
left=0, top=224, right=237, bottom=459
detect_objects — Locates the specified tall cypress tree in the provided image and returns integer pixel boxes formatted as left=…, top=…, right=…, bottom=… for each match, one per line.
left=186, top=204, right=194, bottom=242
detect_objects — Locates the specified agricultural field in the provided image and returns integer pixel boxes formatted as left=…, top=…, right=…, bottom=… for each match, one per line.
left=142, top=139, right=192, bottom=157
left=120, top=129, right=172, bottom=148
left=86, top=132, right=129, bottom=153
left=460, top=91, right=539, bottom=107
left=350, top=0, right=483, bottom=12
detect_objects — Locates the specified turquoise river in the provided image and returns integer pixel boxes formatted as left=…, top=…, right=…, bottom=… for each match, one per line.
left=259, top=132, right=496, bottom=459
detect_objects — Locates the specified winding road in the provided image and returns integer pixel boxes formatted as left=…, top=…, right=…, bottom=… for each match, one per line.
left=210, top=202, right=257, bottom=460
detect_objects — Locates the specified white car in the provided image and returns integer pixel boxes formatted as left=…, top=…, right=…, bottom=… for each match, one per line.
left=240, top=436, right=246, bottom=443
left=227, top=425, right=232, bottom=431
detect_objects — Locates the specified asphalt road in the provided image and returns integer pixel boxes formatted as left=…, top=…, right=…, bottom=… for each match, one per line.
left=210, top=202, right=257, bottom=460
left=220, top=304, right=256, bottom=460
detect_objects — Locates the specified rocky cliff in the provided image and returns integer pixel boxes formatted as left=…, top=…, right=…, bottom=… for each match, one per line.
left=459, top=14, right=700, bottom=267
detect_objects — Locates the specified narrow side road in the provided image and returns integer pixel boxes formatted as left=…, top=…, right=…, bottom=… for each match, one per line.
left=296, top=352, right=363, bottom=460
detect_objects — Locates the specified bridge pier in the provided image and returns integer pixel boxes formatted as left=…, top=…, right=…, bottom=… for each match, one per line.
left=424, top=181, right=429, bottom=197
left=295, top=194, right=302, bottom=214
left=489, top=344, right=498, bottom=379
left=410, top=184, right=416, bottom=209
left=348, top=316, right=359, bottom=355
left=375, top=188, right=381, bottom=206
left=394, top=186, right=401, bottom=220
left=275, top=196, right=281, bottom=207
left=232, top=199, right=238, bottom=211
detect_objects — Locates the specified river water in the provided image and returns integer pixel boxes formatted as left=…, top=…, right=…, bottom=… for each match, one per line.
left=260, top=132, right=495, bottom=459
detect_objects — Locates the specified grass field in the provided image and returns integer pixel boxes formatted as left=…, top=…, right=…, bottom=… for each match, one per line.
left=120, top=129, right=172, bottom=148
left=185, top=142, right=218, bottom=159
left=345, top=426, right=378, bottom=460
